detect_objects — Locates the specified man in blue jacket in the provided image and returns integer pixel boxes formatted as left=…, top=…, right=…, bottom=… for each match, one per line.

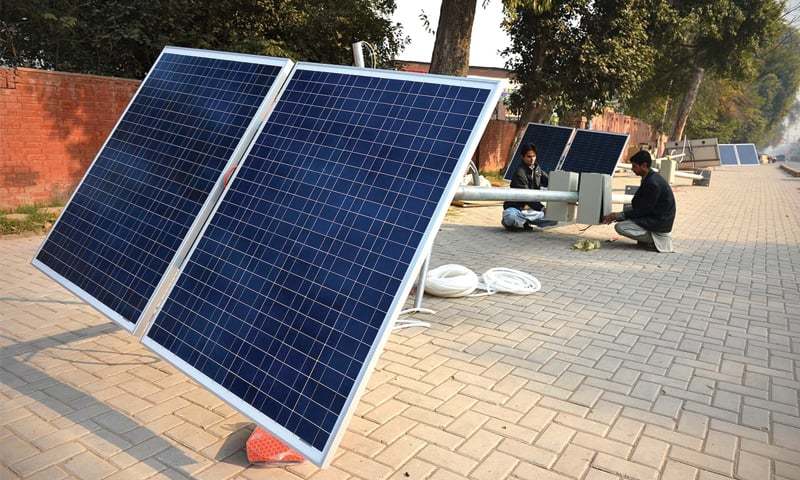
left=602, top=150, right=675, bottom=252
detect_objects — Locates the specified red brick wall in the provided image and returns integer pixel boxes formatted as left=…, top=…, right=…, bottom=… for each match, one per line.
left=474, top=119, right=518, bottom=172
left=0, top=68, right=139, bottom=210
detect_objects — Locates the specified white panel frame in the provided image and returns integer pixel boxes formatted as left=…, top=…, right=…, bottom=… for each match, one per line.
left=735, top=143, right=760, bottom=166
left=140, top=62, right=503, bottom=467
left=32, top=46, right=294, bottom=333
left=502, top=122, right=576, bottom=179
left=557, top=128, right=629, bottom=174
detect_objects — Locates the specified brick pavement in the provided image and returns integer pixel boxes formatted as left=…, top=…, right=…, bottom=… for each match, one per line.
left=1, top=165, right=799, bottom=479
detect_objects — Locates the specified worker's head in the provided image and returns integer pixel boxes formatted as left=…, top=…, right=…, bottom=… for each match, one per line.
left=630, top=150, right=652, bottom=177
left=521, top=144, right=538, bottom=167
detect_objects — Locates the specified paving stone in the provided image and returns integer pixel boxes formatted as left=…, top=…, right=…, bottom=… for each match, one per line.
left=10, top=442, right=86, bottom=477
left=3, top=167, right=800, bottom=479
left=62, top=451, right=118, bottom=480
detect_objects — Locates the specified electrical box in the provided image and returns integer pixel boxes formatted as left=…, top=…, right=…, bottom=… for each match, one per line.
left=577, top=173, right=612, bottom=225
left=545, top=171, right=578, bottom=222
left=659, top=157, right=676, bottom=184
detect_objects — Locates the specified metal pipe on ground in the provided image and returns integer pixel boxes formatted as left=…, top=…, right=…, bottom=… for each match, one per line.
left=454, top=186, right=633, bottom=204
left=616, top=162, right=704, bottom=181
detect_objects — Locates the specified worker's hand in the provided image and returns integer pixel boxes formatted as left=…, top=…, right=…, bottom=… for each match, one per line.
left=601, top=213, right=617, bottom=224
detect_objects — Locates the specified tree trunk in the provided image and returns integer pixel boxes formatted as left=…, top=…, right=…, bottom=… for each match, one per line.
left=671, top=66, right=705, bottom=141
left=429, top=0, right=478, bottom=76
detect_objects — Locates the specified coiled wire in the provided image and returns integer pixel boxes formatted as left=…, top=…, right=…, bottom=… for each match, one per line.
left=424, top=264, right=541, bottom=297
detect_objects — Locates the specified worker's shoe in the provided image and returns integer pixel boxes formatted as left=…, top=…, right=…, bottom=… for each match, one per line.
left=529, top=219, right=558, bottom=228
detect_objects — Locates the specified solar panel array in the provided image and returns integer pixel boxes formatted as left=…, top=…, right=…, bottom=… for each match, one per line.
left=736, top=144, right=759, bottom=165
left=560, top=130, right=629, bottom=175
left=34, top=48, right=290, bottom=330
left=141, top=64, right=501, bottom=465
left=503, top=124, right=629, bottom=178
left=718, top=143, right=761, bottom=166
left=719, top=144, right=739, bottom=165
left=503, top=123, right=574, bottom=179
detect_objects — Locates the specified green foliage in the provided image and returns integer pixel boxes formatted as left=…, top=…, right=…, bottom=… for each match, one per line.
left=623, top=0, right=786, bottom=142
left=502, top=0, right=655, bottom=120
left=0, top=204, right=61, bottom=236
left=0, top=0, right=406, bottom=78
left=628, top=22, right=800, bottom=146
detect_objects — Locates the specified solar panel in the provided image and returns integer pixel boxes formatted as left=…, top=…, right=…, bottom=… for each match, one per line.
left=736, top=143, right=759, bottom=165
left=719, top=144, right=739, bottom=165
left=559, top=129, right=629, bottom=174
left=503, top=123, right=574, bottom=180
left=33, top=47, right=293, bottom=331
left=142, top=64, right=502, bottom=466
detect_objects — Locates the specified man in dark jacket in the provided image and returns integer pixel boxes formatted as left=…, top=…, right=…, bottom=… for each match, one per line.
left=502, top=144, right=558, bottom=230
left=602, top=150, right=675, bottom=252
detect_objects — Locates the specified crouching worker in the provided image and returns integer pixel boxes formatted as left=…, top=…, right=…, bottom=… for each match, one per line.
left=602, top=150, right=675, bottom=252
left=502, top=143, right=558, bottom=231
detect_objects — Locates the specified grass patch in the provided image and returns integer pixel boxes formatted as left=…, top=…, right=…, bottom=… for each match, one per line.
left=0, top=203, right=62, bottom=235
left=480, top=170, right=508, bottom=187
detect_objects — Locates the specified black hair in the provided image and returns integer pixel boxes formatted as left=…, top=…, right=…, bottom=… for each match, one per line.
left=521, top=143, right=537, bottom=156
left=630, top=150, right=652, bottom=167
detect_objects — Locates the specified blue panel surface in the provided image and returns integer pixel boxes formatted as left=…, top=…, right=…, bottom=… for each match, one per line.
left=719, top=144, right=739, bottom=165
left=36, top=50, right=284, bottom=326
left=503, top=123, right=574, bottom=180
left=560, top=130, right=628, bottom=175
left=736, top=144, right=759, bottom=165
left=146, top=67, right=495, bottom=458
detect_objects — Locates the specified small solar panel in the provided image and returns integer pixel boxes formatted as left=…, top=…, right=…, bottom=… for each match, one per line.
left=33, top=47, right=292, bottom=330
left=142, top=64, right=501, bottom=465
left=503, top=123, right=574, bottom=179
left=719, top=144, right=739, bottom=165
left=736, top=143, right=759, bottom=165
left=560, top=129, right=629, bottom=174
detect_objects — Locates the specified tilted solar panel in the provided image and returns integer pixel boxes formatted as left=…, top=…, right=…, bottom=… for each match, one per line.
left=33, top=47, right=292, bottom=330
left=559, top=129, right=629, bottom=175
left=142, top=64, right=502, bottom=465
left=719, top=144, right=739, bottom=165
left=503, top=123, right=574, bottom=180
left=736, top=143, right=759, bottom=165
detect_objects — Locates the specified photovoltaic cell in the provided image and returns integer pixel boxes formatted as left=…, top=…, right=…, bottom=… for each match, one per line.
left=34, top=48, right=290, bottom=329
left=736, top=143, right=759, bottom=165
left=719, top=144, right=739, bottom=165
left=143, top=64, right=501, bottom=465
left=560, top=130, right=629, bottom=175
left=503, top=123, right=574, bottom=180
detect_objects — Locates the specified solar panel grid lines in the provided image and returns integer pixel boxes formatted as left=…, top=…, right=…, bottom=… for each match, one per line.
left=719, top=144, right=740, bottom=165
left=142, top=62, right=503, bottom=466
left=33, top=47, right=293, bottom=331
left=503, top=123, right=575, bottom=180
left=559, top=129, right=629, bottom=175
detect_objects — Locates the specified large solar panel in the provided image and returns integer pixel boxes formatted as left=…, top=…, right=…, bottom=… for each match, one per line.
left=33, top=47, right=292, bottom=331
left=559, top=129, right=629, bottom=174
left=736, top=143, right=759, bottom=165
left=719, top=144, right=739, bottom=165
left=142, top=64, right=502, bottom=465
left=503, top=123, right=574, bottom=179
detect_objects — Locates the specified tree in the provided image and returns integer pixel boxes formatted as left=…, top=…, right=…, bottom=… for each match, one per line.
left=501, top=0, right=654, bottom=153
left=625, top=21, right=800, bottom=147
left=0, top=0, right=406, bottom=78
left=634, top=0, right=783, bottom=141
left=427, top=0, right=548, bottom=76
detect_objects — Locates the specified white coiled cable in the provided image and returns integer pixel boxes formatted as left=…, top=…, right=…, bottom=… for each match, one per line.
left=424, top=264, right=541, bottom=297
left=482, top=267, right=541, bottom=295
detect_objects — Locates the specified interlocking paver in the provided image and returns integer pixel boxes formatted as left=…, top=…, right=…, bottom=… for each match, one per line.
left=1, top=166, right=800, bottom=479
